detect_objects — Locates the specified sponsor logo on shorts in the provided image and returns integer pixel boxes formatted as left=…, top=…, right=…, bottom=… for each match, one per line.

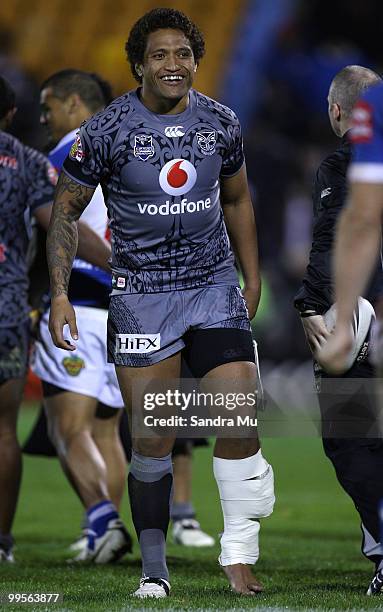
left=69, top=133, right=85, bottom=162
left=134, top=134, right=155, bottom=161
left=196, top=131, right=217, bottom=156
left=62, top=355, right=85, bottom=376
left=159, top=159, right=197, bottom=196
left=165, top=126, right=185, bottom=137
left=116, top=334, right=161, bottom=354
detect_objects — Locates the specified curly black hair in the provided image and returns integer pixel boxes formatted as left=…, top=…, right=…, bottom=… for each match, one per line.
left=126, top=8, right=205, bottom=83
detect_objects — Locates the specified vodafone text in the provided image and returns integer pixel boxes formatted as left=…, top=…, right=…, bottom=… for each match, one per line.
left=137, top=198, right=211, bottom=216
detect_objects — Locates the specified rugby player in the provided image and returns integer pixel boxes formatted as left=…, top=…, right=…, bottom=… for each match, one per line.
left=32, top=69, right=132, bottom=562
left=0, top=75, right=111, bottom=562
left=46, top=8, right=275, bottom=598
left=317, top=73, right=383, bottom=596
left=295, top=66, right=383, bottom=590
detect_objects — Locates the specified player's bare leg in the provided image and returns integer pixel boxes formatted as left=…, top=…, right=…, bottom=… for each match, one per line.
left=0, top=378, right=24, bottom=561
left=45, top=391, right=131, bottom=563
left=45, top=392, right=108, bottom=507
left=92, top=408, right=126, bottom=509
left=207, top=361, right=274, bottom=595
left=116, top=352, right=181, bottom=598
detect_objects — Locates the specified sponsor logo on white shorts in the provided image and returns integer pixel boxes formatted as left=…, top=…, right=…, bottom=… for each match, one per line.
left=116, top=334, right=161, bottom=354
left=159, top=159, right=197, bottom=196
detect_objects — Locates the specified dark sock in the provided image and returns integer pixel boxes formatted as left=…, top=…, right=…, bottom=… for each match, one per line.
left=0, top=533, right=14, bottom=553
left=128, top=451, right=173, bottom=581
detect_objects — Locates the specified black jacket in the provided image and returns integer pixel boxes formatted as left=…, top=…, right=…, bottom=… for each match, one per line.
left=295, top=134, right=383, bottom=313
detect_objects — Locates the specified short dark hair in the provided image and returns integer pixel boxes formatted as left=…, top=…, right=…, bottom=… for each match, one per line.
left=0, top=75, right=16, bottom=120
left=329, top=65, right=381, bottom=118
left=40, top=69, right=107, bottom=112
left=126, top=8, right=205, bottom=83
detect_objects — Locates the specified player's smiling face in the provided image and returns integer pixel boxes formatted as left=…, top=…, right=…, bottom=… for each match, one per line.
left=139, top=28, right=197, bottom=113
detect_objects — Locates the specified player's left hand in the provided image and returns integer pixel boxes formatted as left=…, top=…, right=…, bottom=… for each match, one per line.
left=242, top=285, right=261, bottom=320
left=316, top=323, right=353, bottom=374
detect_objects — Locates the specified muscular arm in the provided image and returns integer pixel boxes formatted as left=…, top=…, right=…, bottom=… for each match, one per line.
left=34, top=186, right=111, bottom=274
left=318, top=181, right=383, bottom=373
left=221, top=165, right=261, bottom=319
left=333, top=181, right=383, bottom=325
left=46, top=173, right=95, bottom=350
left=46, top=173, right=95, bottom=297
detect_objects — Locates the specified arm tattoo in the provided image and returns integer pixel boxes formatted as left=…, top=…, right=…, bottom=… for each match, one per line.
left=47, top=173, right=95, bottom=298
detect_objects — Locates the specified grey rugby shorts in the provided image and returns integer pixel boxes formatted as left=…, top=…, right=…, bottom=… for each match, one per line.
left=107, top=285, right=253, bottom=369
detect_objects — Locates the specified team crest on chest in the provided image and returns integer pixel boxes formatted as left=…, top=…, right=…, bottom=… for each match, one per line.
left=196, top=130, right=217, bottom=156
left=134, top=134, right=155, bottom=161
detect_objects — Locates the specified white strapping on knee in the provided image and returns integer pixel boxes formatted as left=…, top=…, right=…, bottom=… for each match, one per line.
left=213, top=450, right=275, bottom=566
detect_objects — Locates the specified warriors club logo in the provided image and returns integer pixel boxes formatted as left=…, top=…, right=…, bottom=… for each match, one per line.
left=196, top=131, right=217, bottom=155
left=159, top=159, right=197, bottom=196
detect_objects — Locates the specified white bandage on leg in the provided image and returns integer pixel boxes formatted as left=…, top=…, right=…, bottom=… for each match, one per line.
left=213, top=450, right=275, bottom=566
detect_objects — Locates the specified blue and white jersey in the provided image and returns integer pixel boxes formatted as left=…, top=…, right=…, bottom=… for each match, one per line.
left=349, top=82, right=383, bottom=183
left=63, top=88, right=244, bottom=293
left=49, top=130, right=110, bottom=307
left=0, top=132, right=57, bottom=327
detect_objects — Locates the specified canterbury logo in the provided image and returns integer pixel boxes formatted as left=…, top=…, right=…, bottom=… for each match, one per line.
left=165, top=126, right=185, bottom=137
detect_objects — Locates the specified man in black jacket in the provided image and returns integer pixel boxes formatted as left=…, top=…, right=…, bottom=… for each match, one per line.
left=295, top=65, right=383, bottom=583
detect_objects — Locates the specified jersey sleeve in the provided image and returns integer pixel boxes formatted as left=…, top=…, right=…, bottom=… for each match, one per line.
left=62, top=118, right=108, bottom=188
left=220, top=112, right=245, bottom=177
left=348, top=86, right=383, bottom=183
left=25, top=148, right=57, bottom=212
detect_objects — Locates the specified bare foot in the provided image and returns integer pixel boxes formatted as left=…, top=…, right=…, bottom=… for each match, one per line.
left=222, top=563, right=263, bottom=595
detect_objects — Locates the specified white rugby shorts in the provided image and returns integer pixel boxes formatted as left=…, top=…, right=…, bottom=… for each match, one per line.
left=32, top=306, right=123, bottom=408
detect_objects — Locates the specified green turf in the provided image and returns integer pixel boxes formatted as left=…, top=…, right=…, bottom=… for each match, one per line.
left=0, top=404, right=382, bottom=611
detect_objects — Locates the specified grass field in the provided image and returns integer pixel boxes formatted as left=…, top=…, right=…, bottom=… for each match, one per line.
left=1, top=404, right=383, bottom=611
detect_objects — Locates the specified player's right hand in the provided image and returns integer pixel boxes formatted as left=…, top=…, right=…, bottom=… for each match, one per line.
left=49, top=294, right=78, bottom=350
left=301, top=314, right=331, bottom=355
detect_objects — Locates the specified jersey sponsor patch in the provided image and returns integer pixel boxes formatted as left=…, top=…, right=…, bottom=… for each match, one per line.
left=134, top=134, right=155, bottom=161
left=69, top=134, right=85, bottom=162
left=0, top=244, right=7, bottom=263
left=165, top=126, right=185, bottom=137
left=47, top=162, right=58, bottom=185
left=196, top=131, right=217, bottom=155
left=116, top=333, right=160, bottom=354
left=159, top=159, right=197, bottom=196
left=0, top=155, right=18, bottom=169
left=62, top=355, right=85, bottom=376
left=351, top=100, right=373, bottom=143
left=320, top=187, right=332, bottom=199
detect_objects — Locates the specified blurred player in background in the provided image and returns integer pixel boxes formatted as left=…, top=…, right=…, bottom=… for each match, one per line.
left=0, top=75, right=56, bottom=563
left=0, top=75, right=111, bottom=563
left=46, top=8, right=274, bottom=598
left=318, top=74, right=383, bottom=596
left=31, top=69, right=132, bottom=563
left=295, top=66, right=383, bottom=592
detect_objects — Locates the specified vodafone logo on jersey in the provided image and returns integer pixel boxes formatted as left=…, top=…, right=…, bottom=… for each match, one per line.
left=159, top=159, right=197, bottom=196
